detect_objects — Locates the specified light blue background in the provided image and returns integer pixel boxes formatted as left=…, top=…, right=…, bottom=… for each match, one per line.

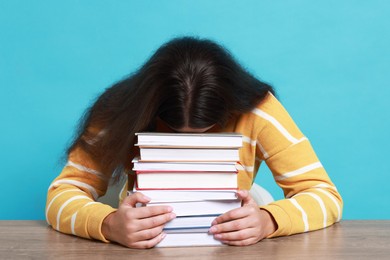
left=1, top=1, right=389, bottom=220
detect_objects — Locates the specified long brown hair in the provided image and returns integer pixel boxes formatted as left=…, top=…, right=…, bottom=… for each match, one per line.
left=67, top=37, right=274, bottom=180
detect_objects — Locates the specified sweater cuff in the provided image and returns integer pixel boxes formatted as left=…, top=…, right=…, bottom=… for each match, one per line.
left=87, top=204, right=117, bottom=242
left=260, top=203, right=292, bottom=238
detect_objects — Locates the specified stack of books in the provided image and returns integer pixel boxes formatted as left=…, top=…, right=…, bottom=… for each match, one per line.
left=130, top=132, right=243, bottom=247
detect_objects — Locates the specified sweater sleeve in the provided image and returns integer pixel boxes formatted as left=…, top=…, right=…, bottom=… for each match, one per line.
left=45, top=144, right=117, bottom=242
left=255, top=93, right=343, bottom=237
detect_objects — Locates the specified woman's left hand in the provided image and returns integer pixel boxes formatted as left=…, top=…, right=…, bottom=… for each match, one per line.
left=208, top=190, right=277, bottom=246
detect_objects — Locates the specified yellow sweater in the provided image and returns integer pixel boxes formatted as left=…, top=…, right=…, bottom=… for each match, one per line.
left=46, top=92, right=342, bottom=242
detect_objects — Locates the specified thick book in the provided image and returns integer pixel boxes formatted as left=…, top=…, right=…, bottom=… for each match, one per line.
left=142, top=199, right=242, bottom=217
left=128, top=190, right=238, bottom=203
left=135, top=171, right=238, bottom=190
left=139, top=148, right=240, bottom=162
left=132, top=157, right=240, bottom=172
left=156, top=232, right=223, bottom=247
left=136, top=132, right=243, bottom=148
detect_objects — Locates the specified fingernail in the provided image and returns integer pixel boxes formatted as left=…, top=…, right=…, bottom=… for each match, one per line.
left=211, top=220, right=217, bottom=225
left=209, top=226, right=217, bottom=233
left=214, top=234, right=222, bottom=239
left=161, top=232, right=166, bottom=239
left=166, top=206, right=173, bottom=212
left=170, top=213, right=176, bottom=219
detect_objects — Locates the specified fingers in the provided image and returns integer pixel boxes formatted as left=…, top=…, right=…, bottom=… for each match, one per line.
left=209, top=215, right=261, bottom=246
left=209, top=204, right=262, bottom=246
left=122, top=193, right=174, bottom=219
left=213, top=228, right=256, bottom=242
left=133, top=225, right=165, bottom=242
left=135, top=211, right=176, bottom=231
left=210, top=216, right=254, bottom=235
left=211, top=206, right=254, bottom=226
left=132, top=205, right=174, bottom=219
left=220, top=235, right=259, bottom=246
left=122, top=192, right=151, bottom=208
left=236, top=190, right=257, bottom=206
left=128, top=231, right=167, bottom=249
left=107, top=193, right=178, bottom=249
left=117, top=211, right=175, bottom=248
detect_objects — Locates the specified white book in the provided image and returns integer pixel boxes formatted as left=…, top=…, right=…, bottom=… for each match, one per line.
left=132, top=157, right=240, bottom=172
left=129, top=190, right=238, bottom=203
left=144, top=199, right=242, bottom=217
left=164, top=215, right=217, bottom=230
left=164, top=227, right=209, bottom=234
left=156, top=232, right=223, bottom=247
left=139, top=148, right=239, bottom=162
left=136, top=132, right=243, bottom=148
left=135, top=171, right=237, bottom=190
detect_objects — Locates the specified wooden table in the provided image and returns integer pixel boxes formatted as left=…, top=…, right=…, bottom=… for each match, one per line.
left=1, top=220, right=389, bottom=259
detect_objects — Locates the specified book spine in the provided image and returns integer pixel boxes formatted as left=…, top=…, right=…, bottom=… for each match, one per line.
left=135, top=185, right=238, bottom=191
left=135, top=170, right=238, bottom=174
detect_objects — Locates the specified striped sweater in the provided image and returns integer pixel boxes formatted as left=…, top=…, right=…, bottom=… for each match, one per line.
left=46, top=92, right=343, bottom=242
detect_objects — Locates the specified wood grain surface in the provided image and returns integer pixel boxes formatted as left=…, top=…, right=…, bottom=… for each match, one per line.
left=1, top=220, right=389, bottom=259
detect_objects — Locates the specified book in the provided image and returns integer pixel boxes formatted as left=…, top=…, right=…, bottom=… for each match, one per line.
left=164, top=215, right=217, bottom=230
left=132, top=157, right=241, bottom=172
left=143, top=199, right=242, bottom=217
left=156, top=232, right=223, bottom=247
left=139, top=148, right=240, bottom=162
left=163, top=227, right=210, bottom=234
left=135, top=171, right=238, bottom=190
left=130, top=132, right=243, bottom=247
left=136, top=132, right=243, bottom=148
left=128, top=190, right=238, bottom=203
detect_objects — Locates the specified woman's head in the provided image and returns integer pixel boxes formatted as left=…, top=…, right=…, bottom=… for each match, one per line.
left=136, top=37, right=274, bottom=130
left=69, top=36, right=274, bottom=177
left=147, top=37, right=236, bottom=130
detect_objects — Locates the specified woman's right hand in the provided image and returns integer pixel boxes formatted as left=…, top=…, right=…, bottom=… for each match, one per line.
left=101, top=192, right=175, bottom=248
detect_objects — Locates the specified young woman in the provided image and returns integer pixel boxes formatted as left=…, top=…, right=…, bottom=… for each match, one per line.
left=46, top=37, right=343, bottom=249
